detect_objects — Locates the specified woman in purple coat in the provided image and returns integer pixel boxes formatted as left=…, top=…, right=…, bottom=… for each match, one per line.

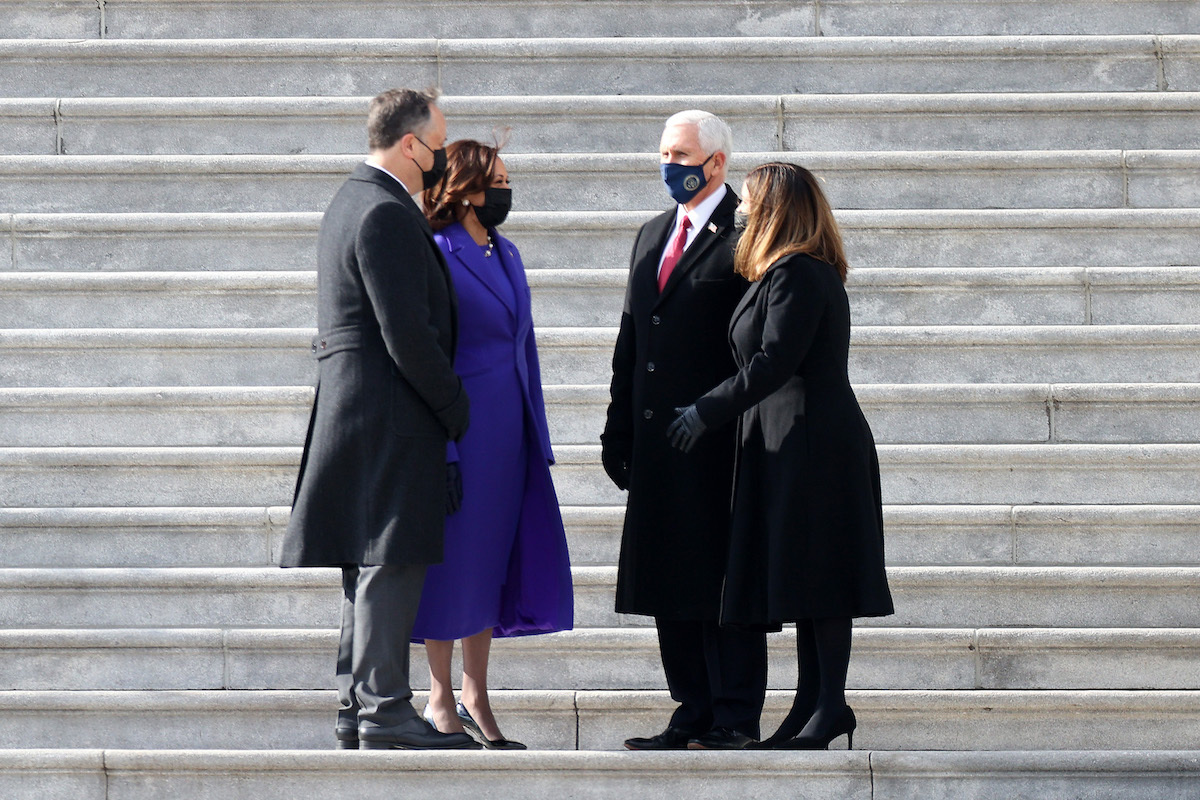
left=414, top=139, right=573, bottom=749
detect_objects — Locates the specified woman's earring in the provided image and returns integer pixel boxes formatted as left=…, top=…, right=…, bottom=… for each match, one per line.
left=462, top=199, right=470, bottom=206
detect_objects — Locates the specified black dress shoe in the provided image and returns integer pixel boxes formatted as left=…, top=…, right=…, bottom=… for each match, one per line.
left=359, top=718, right=482, bottom=750
left=687, top=727, right=757, bottom=750
left=335, top=710, right=358, bottom=750
left=623, top=726, right=699, bottom=750
left=335, top=725, right=359, bottom=750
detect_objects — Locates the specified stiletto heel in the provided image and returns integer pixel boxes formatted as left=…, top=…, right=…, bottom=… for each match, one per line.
left=777, top=706, right=857, bottom=751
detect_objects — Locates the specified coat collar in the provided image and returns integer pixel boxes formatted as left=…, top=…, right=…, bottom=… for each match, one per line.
left=439, top=221, right=520, bottom=318
left=656, top=184, right=739, bottom=302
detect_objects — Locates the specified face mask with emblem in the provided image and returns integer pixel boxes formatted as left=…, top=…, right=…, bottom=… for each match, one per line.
left=660, top=152, right=715, bottom=205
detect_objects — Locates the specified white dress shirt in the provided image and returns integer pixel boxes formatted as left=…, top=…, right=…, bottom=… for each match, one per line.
left=365, top=161, right=414, bottom=196
left=657, top=183, right=729, bottom=279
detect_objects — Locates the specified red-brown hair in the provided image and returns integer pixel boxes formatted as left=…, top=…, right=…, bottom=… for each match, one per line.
left=422, top=139, right=501, bottom=232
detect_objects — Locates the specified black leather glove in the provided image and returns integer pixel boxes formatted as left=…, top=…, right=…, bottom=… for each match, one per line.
left=666, top=405, right=708, bottom=453
left=600, top=435, right=632, bottom=491
left=446, top=462, right=463, bottom=515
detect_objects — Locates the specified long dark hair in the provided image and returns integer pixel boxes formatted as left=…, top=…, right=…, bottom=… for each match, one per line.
left=734, top=162, right=849, bottom=283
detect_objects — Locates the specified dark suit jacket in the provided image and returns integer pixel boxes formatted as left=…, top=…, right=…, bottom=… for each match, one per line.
left=281, top=163, right=469, bottom=567
left=603, top=185, right=749, bottom=619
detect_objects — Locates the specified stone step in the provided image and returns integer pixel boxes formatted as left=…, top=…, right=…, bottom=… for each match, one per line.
left=532, top=325, right=1200, bottom=386
left=542, top=382, right=1200, bottom=448
left=9, top=266, right=1200, bottom=329
left=0, top=626, right=1194, bottom=692
left=3, top=503, right=1198, bottom=570
left=8, top=93, right=1200, bottom=156
left=0, top=36, right=1193, bottom=99
left=3, top=209, right=1197, bottom=271
left=4, top=151, right=1196, bottom=212
left=10, top=324, right=1200, bottom=388
left=11, top=0, right=1200, bottom=39
left=576, top=565, right=1200, bottom=629
left=9, top=382, right=1200, bottom=449
left=11, top=439, right=1200, bottom=507
left=554, top=443, right=1200, bottom=507
left=0, top=750, right=1195, bottom=800
left=0, top=565, right=1196, bottom=629
left=0, top=688, right=1194, bottom=751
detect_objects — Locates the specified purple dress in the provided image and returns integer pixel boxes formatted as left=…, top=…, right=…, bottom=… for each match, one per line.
left=411, top=221, right=574, bottom=641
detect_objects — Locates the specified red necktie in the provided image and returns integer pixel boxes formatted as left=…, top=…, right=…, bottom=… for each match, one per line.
left=657, top=215, right=692, bottom=293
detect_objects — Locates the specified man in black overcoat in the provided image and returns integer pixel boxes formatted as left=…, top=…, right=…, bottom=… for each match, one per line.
left=602, top=111, right=767, bottom=750
left=280, top=89, right=478, bottom=750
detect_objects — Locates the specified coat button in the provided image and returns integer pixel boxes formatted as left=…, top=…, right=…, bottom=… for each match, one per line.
left=643, top=409, right=653, bottom=419
left=651, top=315, right=661, bottom=325
left=647, top=362, right=656, bottom=372
left=320, top=340, right=327, bottom=348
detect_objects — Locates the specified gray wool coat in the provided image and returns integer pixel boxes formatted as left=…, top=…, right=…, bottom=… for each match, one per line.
left=281, top=163, right=469, bottom=567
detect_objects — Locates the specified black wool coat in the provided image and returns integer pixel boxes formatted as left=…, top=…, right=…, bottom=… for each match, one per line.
left=281, top=164, right=469, bottom=567
left=693, top=252, right=894, bottom=626
left=603, top=187, right=749, bottom=620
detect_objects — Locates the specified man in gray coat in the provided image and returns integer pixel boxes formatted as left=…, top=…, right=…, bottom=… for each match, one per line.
left=281, top=88, right=477, bottom=750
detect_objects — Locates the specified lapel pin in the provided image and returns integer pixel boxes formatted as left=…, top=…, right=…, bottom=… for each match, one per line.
left=707, top=222, right=718, bottom=233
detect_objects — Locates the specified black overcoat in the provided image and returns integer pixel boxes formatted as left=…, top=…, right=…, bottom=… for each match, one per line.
left=281, top=163, right=469, bottom=567
left=693, top=253, right=894, bottom=626
left=603, top=187, right=749, bottom=620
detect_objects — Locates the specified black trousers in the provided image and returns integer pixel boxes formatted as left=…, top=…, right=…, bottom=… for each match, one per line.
left=335, top=564, right=428, bottom=730
left=655, top=617, right=768, bottom=738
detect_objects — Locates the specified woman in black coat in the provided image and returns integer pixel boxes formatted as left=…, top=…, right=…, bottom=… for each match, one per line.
left=667, top=162, right=894, bottom=750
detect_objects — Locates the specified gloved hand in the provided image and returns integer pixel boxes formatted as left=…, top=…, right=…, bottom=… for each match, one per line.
left=600, top=435, right=632, bottom=491
left=446, top=462, right=464, bottom=515
left=666, top=405, right=708, bottom=453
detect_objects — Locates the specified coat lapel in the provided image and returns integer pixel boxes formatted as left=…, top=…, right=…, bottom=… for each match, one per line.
left=632, top=209, right=676, bottom=307
left=494, top=233, right=528, bottom=324
left=729, top=273, right=764, bottom=334
left=656, top=186, right=739, bottom=303
left=443, top=223, right=517, bottom=318
left=350, top=163, right=460, bottom=357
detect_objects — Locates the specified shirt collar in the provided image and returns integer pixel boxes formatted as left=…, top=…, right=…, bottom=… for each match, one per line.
left=365, top=161, right=414, bottom=196
left=675, top=182, right=727, bottom=231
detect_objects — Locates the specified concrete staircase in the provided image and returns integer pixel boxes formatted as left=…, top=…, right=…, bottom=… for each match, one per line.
left=2, top=1, right=1200, bottom=796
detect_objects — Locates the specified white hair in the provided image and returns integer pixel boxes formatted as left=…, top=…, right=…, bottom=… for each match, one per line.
left=663, top=110, right=734, bottom=158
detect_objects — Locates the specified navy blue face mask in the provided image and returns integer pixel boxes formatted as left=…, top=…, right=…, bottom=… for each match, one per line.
left=661, top=152, right=715, bottom=205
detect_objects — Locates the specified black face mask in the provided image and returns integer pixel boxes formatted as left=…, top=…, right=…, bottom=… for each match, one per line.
left=472, top=187, right=512, bottom=229
left=733, top=210, right=750, bottom=233
left=414, top=136, right=447, bottom=190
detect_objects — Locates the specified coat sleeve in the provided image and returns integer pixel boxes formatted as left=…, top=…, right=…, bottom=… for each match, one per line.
left=357, top=202, right=469, bottom=440
left=602, top=227, right=642, bottom=444
left=693, top=256, right=827, bottom=429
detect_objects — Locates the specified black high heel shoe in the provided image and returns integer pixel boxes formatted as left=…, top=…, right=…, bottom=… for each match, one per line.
left=746, top=700, right=818, bottom=750
left=776, top=706, right=857, bottom=751
left=457, top=702, right=527, bottom=750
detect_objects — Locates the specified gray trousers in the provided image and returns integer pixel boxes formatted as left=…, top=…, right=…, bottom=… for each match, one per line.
left=336, top=564, right=428, bottom=729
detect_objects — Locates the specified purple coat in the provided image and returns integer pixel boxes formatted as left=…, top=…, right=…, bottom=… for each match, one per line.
left=411, top=221, right=573, bottom=640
